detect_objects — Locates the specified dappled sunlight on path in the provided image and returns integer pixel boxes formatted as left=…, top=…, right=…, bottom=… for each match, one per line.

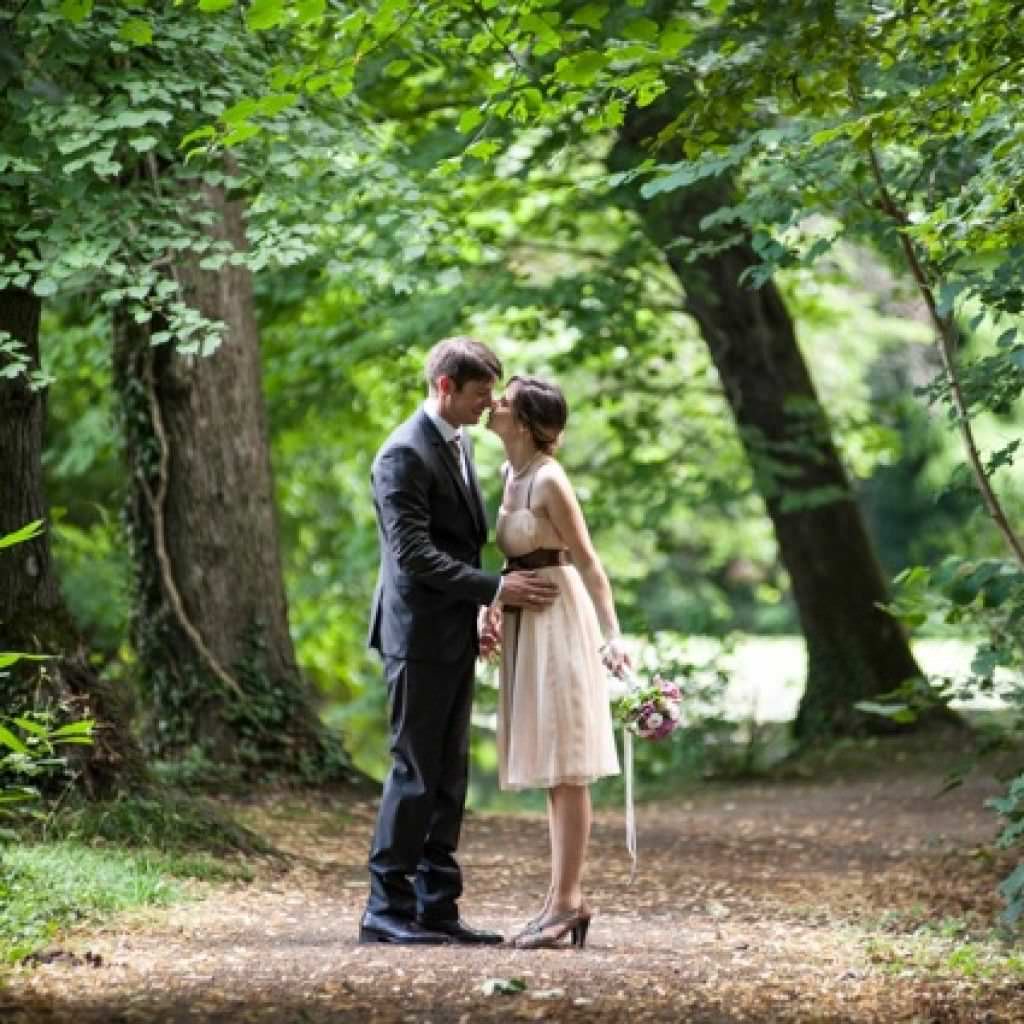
left=3, top=760, right=1022, bottom=1023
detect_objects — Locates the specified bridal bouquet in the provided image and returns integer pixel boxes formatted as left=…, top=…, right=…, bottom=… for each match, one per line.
left=612, top=674, right=682, bottom=741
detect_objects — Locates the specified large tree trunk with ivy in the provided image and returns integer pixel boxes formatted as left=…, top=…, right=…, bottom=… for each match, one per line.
left=0, top=285, right=144, bottom=794
left=112, top=185, right=347, bottom=780
left=610, top=108, right=929, bottom=740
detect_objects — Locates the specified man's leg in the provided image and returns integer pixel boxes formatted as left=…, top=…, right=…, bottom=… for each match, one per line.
left=415, top=645, right=475, bottom=923
left=367, top=656, right=454, bottom=918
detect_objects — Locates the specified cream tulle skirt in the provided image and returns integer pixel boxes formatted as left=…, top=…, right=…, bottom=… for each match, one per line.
left=497, top=564, right=620, bottom=791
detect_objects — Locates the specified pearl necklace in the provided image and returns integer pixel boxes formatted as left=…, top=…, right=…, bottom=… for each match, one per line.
left=511, top=451, right=544, bottom=481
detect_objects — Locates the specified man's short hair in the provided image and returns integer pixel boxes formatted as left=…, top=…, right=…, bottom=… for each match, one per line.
left=425, top=336, right=503, bottom=392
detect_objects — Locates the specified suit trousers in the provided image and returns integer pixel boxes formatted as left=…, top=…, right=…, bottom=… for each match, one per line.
left=367, top=645, right=476, bottom=922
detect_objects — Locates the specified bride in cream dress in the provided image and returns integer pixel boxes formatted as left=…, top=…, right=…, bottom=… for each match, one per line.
left=483, top=375, right=630, bottom=950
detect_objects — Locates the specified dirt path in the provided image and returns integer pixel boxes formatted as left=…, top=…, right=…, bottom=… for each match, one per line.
left=3, top=760, right=1022, bottom=1023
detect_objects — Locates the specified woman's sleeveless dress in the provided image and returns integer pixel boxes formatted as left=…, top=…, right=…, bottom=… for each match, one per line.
left=495, top=458, right=620, bottom=791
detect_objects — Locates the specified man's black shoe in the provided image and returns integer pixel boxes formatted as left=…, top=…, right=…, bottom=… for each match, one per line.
left=420, top=918, right=504, bottom=945
left=359, top=911, right=452, bottom=945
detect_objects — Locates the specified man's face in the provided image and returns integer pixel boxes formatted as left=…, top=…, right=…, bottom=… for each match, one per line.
left=437, top=375, right=495, bottom=427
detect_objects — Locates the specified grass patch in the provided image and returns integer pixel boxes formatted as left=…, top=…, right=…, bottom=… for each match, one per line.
left=36, top=791, right=279, bottom=858
left=0, top=789, right=274, bottom=966
left=0, top=842, right=199, bottom=964
left=861, top=926, right=1024, bottom=980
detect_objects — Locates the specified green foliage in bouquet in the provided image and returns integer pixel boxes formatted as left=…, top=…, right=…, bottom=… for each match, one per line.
left=612, top=635, right=750, bottom=786
left=612, top=675, right=682, bottom=742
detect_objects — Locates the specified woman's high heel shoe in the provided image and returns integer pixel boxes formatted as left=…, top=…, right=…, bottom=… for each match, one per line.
left=511, top=891, right=555, bottom=943
left=510, top=913, right=545, bottom=944
left=512, top=905, right=591, bottom=950
left=570, top=914, right=590, bottom=948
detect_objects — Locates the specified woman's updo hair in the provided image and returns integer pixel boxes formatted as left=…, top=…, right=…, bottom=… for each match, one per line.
left=508, top=375, right=567, bottom=454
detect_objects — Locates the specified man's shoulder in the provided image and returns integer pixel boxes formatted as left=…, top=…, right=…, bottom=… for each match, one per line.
left=374, top=410, right=436, bottom=467
left=379, top=409, right=426, bottom=445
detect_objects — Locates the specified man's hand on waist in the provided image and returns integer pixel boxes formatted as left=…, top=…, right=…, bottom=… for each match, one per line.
left=499, top=570, right=559, bottom=611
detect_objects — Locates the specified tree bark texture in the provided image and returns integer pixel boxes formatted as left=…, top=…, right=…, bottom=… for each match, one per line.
left=0, top=285, right=144, bottom=794
left=112, top=184, right=349, bottom=778
left=610, top=106, right=926, bottom=739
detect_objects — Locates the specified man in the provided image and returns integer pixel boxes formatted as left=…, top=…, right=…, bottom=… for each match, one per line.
left=361, top=336, right=558, bottom=945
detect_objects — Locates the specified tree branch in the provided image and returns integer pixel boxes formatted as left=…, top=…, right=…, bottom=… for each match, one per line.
left=467, top=0, right=536, bottom=79
left=867, top=142, right=1024, bottom=568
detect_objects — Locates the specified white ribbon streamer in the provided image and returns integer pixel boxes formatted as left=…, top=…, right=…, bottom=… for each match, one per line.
left=624, top=726, right=637, bottom=883
left=609, top=666, right=642, bottom=885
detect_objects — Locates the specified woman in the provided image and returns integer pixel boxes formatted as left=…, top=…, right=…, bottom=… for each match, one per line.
left=484, top=375, right=630, bottom=950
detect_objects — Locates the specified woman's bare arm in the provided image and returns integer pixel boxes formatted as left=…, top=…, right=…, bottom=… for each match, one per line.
left=535, top=463, right=621, bottom=642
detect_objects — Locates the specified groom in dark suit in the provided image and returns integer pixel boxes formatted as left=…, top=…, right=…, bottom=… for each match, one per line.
left=361, top=336, right=557, bottom=945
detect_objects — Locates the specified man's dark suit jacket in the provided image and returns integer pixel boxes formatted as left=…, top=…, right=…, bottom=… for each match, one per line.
left=368, top=408, right=501, bottom=663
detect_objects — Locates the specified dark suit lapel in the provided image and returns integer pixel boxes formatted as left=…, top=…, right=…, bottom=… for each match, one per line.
left=463, top=435, right=488, bottom=539
left=417, top=411, right=484, bottom=531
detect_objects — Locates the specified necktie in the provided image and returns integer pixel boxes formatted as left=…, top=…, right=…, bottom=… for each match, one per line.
left=449, top=433, right=466, bottom=483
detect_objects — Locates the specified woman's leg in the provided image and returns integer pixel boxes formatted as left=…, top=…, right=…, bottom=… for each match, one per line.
left=547, top=783, right=591, bottom=912
left=512, top=784, right=593, bottom=947
left=540, top=789, right=556, bottom=914
left=511, top=790, right=557, bottom=940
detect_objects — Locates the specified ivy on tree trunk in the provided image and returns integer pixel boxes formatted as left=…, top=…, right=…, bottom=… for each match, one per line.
left=112, top=183, right=350, bottom=781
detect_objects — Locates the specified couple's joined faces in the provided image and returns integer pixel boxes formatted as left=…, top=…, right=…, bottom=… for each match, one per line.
left=486, top=389, right=518, bottom=434
left=440, top=376, right=495, bottom=426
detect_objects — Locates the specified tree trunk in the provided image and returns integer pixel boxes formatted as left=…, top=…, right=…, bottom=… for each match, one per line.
left=0, top=285, right=144, bottom=794
left=609, top=107, right=928, bottom=740
left=112, top=183, right=350, bottom=779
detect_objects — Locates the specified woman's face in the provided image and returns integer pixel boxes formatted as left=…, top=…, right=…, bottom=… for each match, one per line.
left=486, top=386, right=520, bottom=437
